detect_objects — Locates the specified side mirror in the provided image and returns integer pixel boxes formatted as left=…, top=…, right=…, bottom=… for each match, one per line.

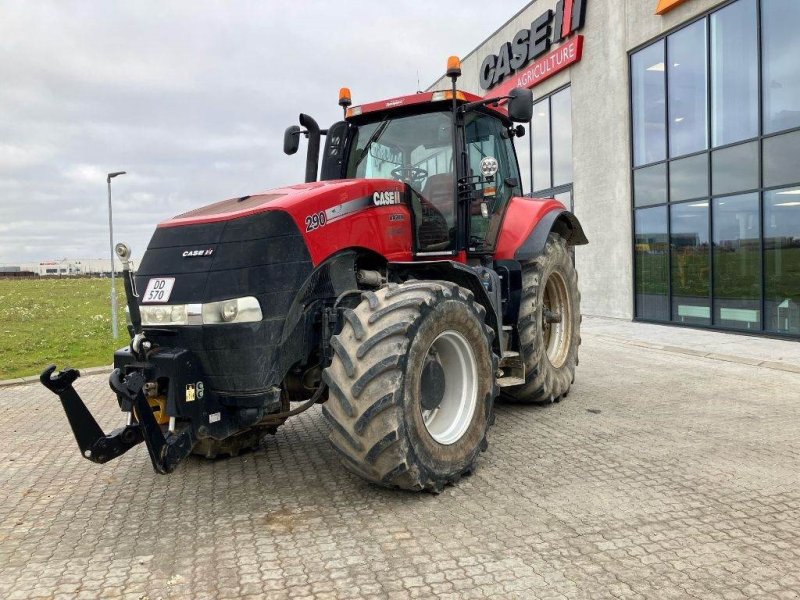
left=507, top=87, right=533, bottom=123
left=283, top=125, right=301, bottom=155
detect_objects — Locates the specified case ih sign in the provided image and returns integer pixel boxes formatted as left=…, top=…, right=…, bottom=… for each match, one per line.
left=479, top=0, right=587, bottom=94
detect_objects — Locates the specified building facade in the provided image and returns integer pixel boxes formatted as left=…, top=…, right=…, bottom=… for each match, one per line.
left=430, top=0, right=800, bottom=338
left=36, top=258, right=115, bottom=276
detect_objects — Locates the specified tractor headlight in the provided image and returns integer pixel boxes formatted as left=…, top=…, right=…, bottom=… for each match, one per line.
left=202, top=297, right=261, bottom=324
left=219, top=300, right=239, bottom=322
left=139, top=297, right=262, bottom=326
left=140, top=305, right=189, bottom=326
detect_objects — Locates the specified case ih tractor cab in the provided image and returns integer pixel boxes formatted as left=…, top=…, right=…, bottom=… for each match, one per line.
left=42, top=57, right=587, bottom=491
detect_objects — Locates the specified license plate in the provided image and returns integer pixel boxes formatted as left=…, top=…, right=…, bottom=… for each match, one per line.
left=142, top=277, right=175, bottom=303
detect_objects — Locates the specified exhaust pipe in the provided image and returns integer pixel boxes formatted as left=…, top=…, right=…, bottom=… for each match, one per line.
left=299, top=113, right=320, bottom=183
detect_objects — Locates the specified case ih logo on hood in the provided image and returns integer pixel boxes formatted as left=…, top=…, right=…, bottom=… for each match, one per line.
left=373, top=191, right=402, bottom=206
left=182, top=249, right=214, bottom=257
left=479, top=0, right=587, bottom=90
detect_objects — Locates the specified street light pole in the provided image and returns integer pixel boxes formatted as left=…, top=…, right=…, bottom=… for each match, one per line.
left=107, top=171, right=126, bottom=339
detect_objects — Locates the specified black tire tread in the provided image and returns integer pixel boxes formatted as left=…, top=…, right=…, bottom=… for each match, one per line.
left=323, top=281, right=495, bottom=492
left=506, top=233, right=581, bottom=404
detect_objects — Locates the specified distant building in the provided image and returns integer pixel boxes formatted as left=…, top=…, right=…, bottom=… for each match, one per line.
left=0, top=258, right=138, bottom=277
left=37, top=258, right=140, bottom=276
left=37, top=258, right=115, bottom=276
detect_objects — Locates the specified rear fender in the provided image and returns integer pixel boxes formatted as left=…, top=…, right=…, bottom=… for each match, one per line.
left=494, top=197, right=588, bottom=261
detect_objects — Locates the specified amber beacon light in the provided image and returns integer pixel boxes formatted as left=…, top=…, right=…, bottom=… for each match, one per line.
left=446, top=56, right=462, bottom=78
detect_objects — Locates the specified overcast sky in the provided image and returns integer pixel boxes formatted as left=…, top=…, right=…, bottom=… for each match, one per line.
left=0, top=1, right=525, bottom=265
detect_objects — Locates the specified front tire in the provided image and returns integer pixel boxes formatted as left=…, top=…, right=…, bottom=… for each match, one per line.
left=506, top=233, right=581, bottom=404
left=322, top=281, right=497, bottom=492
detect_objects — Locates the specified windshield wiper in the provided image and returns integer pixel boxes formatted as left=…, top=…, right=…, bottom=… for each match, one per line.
left=354, top=117, right=391, bottom=171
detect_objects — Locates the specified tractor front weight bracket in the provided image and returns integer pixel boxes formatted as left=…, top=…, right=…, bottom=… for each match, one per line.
left=41, top=365, right=194, bottom=474
left=40, top=365, right=143, bottom=464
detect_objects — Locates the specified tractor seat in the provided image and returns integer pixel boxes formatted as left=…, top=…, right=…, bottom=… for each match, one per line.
left=421, top=174, right=454, bottom=220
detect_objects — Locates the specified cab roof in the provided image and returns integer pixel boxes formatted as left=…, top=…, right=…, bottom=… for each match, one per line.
left=345, top=90, right=509, bottom=122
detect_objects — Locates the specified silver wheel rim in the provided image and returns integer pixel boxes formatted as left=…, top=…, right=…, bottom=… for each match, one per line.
left=542, top=271, right=572, bottom=369
left=420, top=330, right=479, bottom=445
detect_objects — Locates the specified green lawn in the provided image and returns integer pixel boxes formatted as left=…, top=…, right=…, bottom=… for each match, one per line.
left=0, top=278, right=127, bottom=380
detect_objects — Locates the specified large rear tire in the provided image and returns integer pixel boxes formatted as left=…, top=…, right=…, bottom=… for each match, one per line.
left=322, top=281, right=497, bottom=492
left=505, top=233, right=581, bottom=404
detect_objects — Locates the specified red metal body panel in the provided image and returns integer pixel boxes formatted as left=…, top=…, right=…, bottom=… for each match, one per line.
left=493, top=196, right=567, bottom=260
left=158, top=185, right=565, bottom=268
left=349, top=90, right=509, bottom=121
left=352, top=91, right=474, bottom=116
left=159, top=179, right=415, bottom=266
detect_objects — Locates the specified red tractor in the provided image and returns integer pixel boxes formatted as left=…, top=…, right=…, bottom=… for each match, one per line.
left=41, top=57, right=587, bottom=492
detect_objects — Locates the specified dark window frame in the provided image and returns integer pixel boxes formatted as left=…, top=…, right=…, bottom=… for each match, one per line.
left=628, top=0, right=800, bottom=339
left=528, top=84, right=575, bottom=210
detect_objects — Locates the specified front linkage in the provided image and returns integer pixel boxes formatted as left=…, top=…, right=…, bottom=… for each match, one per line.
left=40, top=242, right=198, bottom=474
left=40, top=365, right=194, bottom=473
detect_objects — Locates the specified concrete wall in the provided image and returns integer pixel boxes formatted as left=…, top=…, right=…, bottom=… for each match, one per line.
left=430, top=0, right=728, bottom=320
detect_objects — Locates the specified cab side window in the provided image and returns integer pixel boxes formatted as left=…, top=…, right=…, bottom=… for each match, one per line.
left=465, top=113, right=522, bottom=249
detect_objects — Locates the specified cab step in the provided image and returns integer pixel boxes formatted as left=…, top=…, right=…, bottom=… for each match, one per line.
left=497, top=376, right=525, bottom=387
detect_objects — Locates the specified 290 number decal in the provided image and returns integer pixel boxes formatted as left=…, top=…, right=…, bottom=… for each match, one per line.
left=305, top=211, right=327, bottom=232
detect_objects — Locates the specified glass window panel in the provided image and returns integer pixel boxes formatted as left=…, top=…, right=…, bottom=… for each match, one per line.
left=635, top=206, right=670, bottom=321
left=553, top=190, right=573, bottom=211
left=632, top=41, right=667, bottom=166
left=532, top=99, right=551, bottom=191
left=551, top=87, right=573, bottom=186
left=763, top=130, right=800, bottom=188
left=671, top=201, right=711, bottom=324
left=634, top=163, right=667, bottom=207
left=763, top=0, right=800, bottom=134
left=764, top=187, right=800, bottom=334
left=712, top=194, right=761, bottom=329
left=710, top=0, right=758, bottom=147
left=670, top=153, right=708, bottom=201
left=712, top=141, right=759, bottom=195
left=668, top=21, right=709, bottom=157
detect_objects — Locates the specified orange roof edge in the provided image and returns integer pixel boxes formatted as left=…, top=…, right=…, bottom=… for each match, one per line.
left=656, top=0, right=691, bottom=15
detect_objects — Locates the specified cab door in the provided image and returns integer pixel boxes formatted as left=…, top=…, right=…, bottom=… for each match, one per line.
left=464, top=112, right=523, bottom=253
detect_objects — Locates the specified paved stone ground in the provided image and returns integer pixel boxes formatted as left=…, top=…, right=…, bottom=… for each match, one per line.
left=1, top=329, right=799, bottom=599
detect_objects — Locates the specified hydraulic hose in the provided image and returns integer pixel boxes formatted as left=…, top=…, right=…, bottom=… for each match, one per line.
left=261, top=382, right=328, bottom=424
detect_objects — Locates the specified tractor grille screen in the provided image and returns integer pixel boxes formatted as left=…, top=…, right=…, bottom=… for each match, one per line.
left=135, top=210, right=313, bottom=394
left=138, top=210, right=312, bottom=307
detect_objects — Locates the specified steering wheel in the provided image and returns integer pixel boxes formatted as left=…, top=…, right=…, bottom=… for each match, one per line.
left=391, top=166, right=428, bottom=182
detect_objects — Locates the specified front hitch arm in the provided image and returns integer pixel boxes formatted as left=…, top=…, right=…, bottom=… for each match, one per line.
left=108, top=369, right=194, bottom=474
left=41, top=365, right=195, bottom=473
left=40, top=365, right=143, bottom=464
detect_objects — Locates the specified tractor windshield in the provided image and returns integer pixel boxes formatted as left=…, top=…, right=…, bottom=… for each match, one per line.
left=346, top=111, right=456, bottom=252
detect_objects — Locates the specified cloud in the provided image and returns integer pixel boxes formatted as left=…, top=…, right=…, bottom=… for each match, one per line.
left=0, top=0, right=524, bottom=264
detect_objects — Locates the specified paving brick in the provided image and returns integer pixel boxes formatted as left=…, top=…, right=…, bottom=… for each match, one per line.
left=1, top=335, right=798, bottom=598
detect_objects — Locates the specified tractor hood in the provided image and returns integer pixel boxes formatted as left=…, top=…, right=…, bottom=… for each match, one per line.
left=134, top=177, right=412, bottom=395
left=158, top=179, right=406, bottom=229
left=152, top=178, right=412, bottom=266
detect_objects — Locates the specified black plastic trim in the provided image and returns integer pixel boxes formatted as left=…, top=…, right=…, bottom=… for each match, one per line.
left=514, top=209, right=588, bottom=261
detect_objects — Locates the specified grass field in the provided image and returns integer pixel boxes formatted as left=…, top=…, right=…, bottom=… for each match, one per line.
left=0, top=278, right=126, bottom=380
